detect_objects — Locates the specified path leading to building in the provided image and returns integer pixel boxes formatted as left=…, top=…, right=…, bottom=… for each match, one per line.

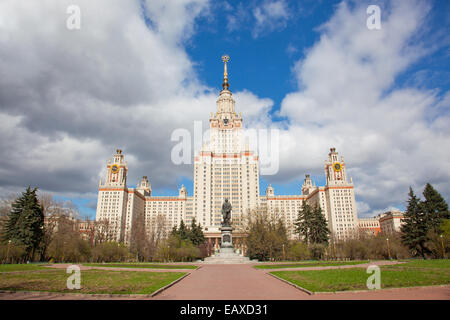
left=154, top=264, right=308, bottom=300
left=154, top=262, right=450, bottom=300
left=1, top=262, right=449, bottom=300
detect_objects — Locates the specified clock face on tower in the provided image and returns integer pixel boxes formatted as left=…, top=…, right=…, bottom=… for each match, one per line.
left=333, top=162, right=342, bottom=172
left=111, top=164, right=119, bottom=173
left=223, top=118, right=229, bottom=125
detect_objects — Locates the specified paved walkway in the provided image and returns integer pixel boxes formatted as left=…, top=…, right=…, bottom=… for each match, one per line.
left=1, top=262, right=449, bottom=300
left=154, top=264, right=308, bottom=300
left=154, top=263, right=450, bottom=300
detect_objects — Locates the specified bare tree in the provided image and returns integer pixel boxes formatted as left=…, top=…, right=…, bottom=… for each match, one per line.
left=145, top=214, right=168, bottom=261
left=93, top=219, right=112, bottom=245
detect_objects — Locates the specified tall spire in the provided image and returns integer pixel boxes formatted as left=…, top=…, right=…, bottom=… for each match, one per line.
left=221, top=54, right=230, bottom=90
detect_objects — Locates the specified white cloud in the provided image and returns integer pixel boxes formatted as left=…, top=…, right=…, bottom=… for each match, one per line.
left=0, top=0, right=448, bottom=220
left=0, top=0, right=214, bottom=201
left=0, top=0, right=275, bottom=213
left=275, top=0, right=450, bottom=214
left=252, top=0, right=289, bottom=38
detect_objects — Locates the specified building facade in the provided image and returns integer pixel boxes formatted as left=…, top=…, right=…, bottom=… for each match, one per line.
left=95, top=57, right=360, bottom=245
left=358, top=217, right=381, bottom=236
left=378, top=210, right=404, bottom=235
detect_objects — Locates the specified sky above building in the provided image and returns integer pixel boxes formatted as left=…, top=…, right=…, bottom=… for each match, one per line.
left=0, top=0, right=449, bottom=218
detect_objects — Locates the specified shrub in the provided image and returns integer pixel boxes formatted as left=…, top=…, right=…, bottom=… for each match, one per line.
left=287, top=242, right=309, bottom=260
left=91, top=242, right=131, bottom=262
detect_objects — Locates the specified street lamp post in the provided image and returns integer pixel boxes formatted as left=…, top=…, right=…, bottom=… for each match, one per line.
left=333, top=241, right=336, bottom=260
left=386, top=238, right=391, bottom=260
left=6, top=240, right=11, bottom=264
left=282, top=244, right=285, bottom=261
left=440, top=235, right=445, bottom=259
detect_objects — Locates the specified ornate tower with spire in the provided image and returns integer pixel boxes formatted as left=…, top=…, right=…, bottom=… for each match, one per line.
left=209, top=55, right=243, bottom=153
left=193, top=55, right=260, bottom=231
left=323, top=147, right=358, bottom=239
left=96, top=149, right=129, bottom=242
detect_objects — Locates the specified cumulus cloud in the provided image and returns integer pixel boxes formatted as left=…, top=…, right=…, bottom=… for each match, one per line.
left=0, top=0, right=274, bottom=213
left=0, top=0, right=214, bottom=199
left=252, top=0, right=290, bottom=38
left=275, top=1, right=450, bottom=215
left=0, top=0, right=448, bottom=220
left=224, top=1, right=290, bottom=37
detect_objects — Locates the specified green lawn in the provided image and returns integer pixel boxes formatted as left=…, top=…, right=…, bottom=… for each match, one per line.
left=271, top=260, right=450, bottom=293
left=0, top=264, right=49, bottom=273
left=255, top=260, right=369, bottom=269
left=393, top=259, right=450, bottom=269
left=0, top=269, right=186, bottom=295
left=83, top=263, right=198, bottom=269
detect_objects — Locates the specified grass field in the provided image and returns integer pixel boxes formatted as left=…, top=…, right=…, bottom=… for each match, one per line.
left=0, top=264, right=49, bottom=273
left=83, top=263, right=198, bottom=269
left=393, top=259, right=450, bottom=269
left=0, top=269, right=186, bottom=294
left=271, top=259, right=450, bottom=292
left=254, top=260, right=369, bottom=269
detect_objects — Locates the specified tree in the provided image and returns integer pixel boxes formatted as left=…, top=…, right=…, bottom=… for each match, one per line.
left=421, top=183, right=449, bottom=234
left=441, top=219, right=450, bottom=236
left=244, top=208, right=289, bottom=261
left=401, top=187, right=430, bottom=258
left=93, top=219, right=112, bottom=244
left=37, top=192, right=78, bottom=261
left=46, top=215, right=91, bottom=262
left=294, top=202, right=329, bottom=245
left=190, top=218, right=205, bottom=246
left=91, top=241, right=131, bottom=262
left=2, top=187, right=45, bottom=261
left=178, top=220, right=189, bottom=240
left=129, top=211, right=147, bottom=261
left=287, top=241, right=309, bottom=260
left=294, top=202, right=313, bottom=244
left=309, top=204, right=330, bottom=245
left=0, top=193, right=18, bottom=234
left=169, top=219, right=205, bottom=250
left=146, top=214, right=168, bottom=261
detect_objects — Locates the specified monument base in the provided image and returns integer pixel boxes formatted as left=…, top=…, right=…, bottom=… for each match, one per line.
left=219, top=226, right=233, bottom=248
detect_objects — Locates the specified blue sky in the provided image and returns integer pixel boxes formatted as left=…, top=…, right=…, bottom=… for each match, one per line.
left=1, top=0, right=449, bottom=219
left=71, top=0, right=450, bottom=217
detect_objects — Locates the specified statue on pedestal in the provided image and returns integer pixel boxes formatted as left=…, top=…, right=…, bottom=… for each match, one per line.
left=221, top=198, right=232, bottom=227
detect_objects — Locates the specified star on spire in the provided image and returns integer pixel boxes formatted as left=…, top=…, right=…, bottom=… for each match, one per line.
left=221, top=54, right=230, bottom=90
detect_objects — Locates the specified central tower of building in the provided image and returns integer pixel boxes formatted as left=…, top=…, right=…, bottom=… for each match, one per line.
left=192, top=55, right=260, bottom=231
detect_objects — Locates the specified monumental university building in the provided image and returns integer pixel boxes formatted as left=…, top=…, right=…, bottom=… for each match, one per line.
left=95, top=56, right=359, bottom=249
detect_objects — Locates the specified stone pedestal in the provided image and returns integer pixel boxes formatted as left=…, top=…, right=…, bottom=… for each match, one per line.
left=220, top=226, right=233, bottom=249
left=201, top=224, right=258, bottom=264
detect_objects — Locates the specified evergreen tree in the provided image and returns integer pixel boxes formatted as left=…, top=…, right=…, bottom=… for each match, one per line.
left=401, top=187, right=430, bottom=258
left=170, top=225, right=178, bottom=237
left=309, top=204, right=330, bottom=245
left=178, top=220, right=189, bottom=241
left=294, top=202, right=313, bottom=244
left=421, top=183, right=449, bottom=234
left=2, top=187, right=45, bottom=260
left=190, top=218, right=205, bottom=246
